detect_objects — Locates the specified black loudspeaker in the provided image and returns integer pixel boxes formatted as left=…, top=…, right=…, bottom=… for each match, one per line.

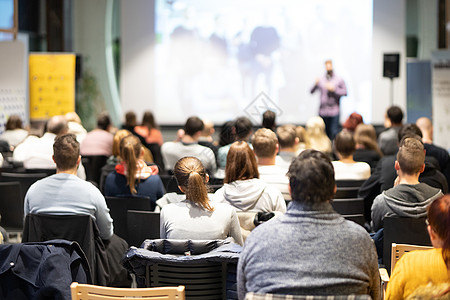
left=383, top=53, right=400, bottom=78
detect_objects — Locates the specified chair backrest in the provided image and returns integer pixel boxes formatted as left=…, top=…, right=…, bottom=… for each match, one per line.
left=0, top=181, right=23, bottom=229
left=245, top=292, right=371, bottom=300
left=383, top=216, right=431, bottom=274
left=127, top=210, right=160, bottom=247
left=391, top=243, right=433, bottom=274
left=331, top=198, right=366, bottom=226
left=335, top=179, right=366, bottom=188
left=146, top=143, right=165, bottom=172
left=81, top=155, right=108, bottom=185
left=105, top=196, right=152, bottom=243
left=334, top=187, right=360, bottom=199
left=0, top=171, right=48, bottom=201
left=71, top=282, right=185, bottom=300
left=22, top=213, right=109, bottom=286
left=160, top=175, right=182, bottom=194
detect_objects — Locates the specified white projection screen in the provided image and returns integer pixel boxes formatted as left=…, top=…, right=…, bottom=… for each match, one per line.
left=150, top=0, right=373, bottom=125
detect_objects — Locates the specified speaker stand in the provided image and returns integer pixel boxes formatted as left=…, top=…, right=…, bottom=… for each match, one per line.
left=389, top=77, right=394, bottom=106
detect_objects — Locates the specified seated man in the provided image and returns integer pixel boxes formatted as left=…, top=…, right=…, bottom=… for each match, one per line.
left=252, top=128, right=290, bottom=201
left=371, top=136, right=443, bottom=232
left=275, top=124, right=298, bottom=169
left=238, top=150, right=380, bottom=299
left=24, top=134, right=129, bottom=286
left=378, top=105, right=403, bottom=155
left=80, top=111, right=114, bottom=156
left=161, top=116, right=216, bottom=174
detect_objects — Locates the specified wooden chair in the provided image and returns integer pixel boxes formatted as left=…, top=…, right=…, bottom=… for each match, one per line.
left=70, top=282, right=185, bottom=300
left=126, top=210, right=160, bottom=247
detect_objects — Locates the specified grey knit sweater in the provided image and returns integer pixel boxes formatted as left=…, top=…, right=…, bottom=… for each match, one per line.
left=237, top=201, right=380, bottom=300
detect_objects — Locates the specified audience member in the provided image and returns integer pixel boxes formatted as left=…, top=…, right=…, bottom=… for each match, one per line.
left=0, top=114, right=28, bottom=148
left=371, top=137, right=443, bottom=232
left=217, top=120, right=235, bottom=148
left=262, top=109, right=276, bottom=131
left=198, top=119, right=219, bottom=164
left=294, top=125, right=307, bottom=155
left=80, top=112, right=114, bottom=156
left=24, top=133, right=128, bottom=286
left=275, top=124, right=298, bottom=169
left=237, top=149, right=379, bottom=299
left=359, top=124, right=448, bottom=221
left=104, top=135, right=164, bottom=211
left=416, top=116, right=450, bottom=186
left=332, top=130, right=371, bottom=181
left=161, top=116, right=216, bottom=174
left=342, top=112, right=364, bottom=132
left=160, top=156, right=243, bottom=245
left=214, top=141, right=286, bottom=213
left=378, top=105, right=403, bottom=155
left=217, top=116, right=253, bottom=169
left=353, top=124, right=382, bottom=171
left=65, top=112, right=87, bottom=143
left=252, top=128, right=291, bottom=201
left=305, top=116, right=332, bottom=155
left=134, top=111, right=163, bottom=146
left=386, top=194, right=450, bottom=299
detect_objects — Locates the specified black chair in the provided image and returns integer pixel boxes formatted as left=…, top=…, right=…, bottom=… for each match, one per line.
left=0, top=181, right=24, bottom=240
left=335, top=179, right=366, bottom=188
left=160, top=174, right=182, bottom=194
left=146, top=143, right=165, bottom=172
left=22, top=214, right=109, bottom=285
left=0, top=171, right=48, bottom=202
left=81, top=155, right=108, bottom=186
left=126, top=210, right=160, bottom=247
left=382, top=216, right=431, bottom=274
left=105, top=196, right=153, bottom=243
left=331, top=198, right=365, bottom=226
left=334, top=187, right=359, bottom=199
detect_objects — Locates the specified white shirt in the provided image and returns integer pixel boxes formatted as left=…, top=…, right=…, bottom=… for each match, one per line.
left=332, top=161, right=371, bottom=181
left=258, top=165, right=291, bottom=201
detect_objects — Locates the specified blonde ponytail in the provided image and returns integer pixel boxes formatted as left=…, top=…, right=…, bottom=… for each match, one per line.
left=120, top=135, right=142, bottom=194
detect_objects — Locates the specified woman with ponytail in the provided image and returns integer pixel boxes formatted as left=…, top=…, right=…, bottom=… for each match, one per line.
left=386, top=195, right=450, bottom=299
left=104, top=135, right=164, bottom=211
left=160, top=157, right=243, bottom=245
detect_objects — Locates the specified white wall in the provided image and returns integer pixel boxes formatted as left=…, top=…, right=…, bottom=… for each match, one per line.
left=371, top=0, right=407, bottom=124
left=121, top=1, right=407, bottom=125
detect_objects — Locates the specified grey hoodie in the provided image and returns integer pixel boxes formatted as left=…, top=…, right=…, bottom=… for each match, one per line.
left=213, top=178, right=286, bottom=213
left=371, top=182, right=443, bottom=231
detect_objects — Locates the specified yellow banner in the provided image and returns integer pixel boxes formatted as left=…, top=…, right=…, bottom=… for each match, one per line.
left=29, top=53, right=75, bottom=120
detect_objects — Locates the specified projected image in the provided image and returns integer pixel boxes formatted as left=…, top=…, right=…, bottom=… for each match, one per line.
left=154, top=0, right=372, bottom=124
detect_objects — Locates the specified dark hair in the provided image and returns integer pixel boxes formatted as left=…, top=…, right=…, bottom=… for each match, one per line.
left=184, top=116, right=204, bottom=137
left=397, top=137, right=425, bottom=175
left=398, top=123, right=423, bottom=143
left=219, top=121, right=235, bottom=147
left=287, top=149, right=335, bottom=204
left=5, top=115, right=23, bottom=130
left=234, top=117, right=253, bottom=140
left=142, top=111, right=158, bottom=130
left=262, top=110, right=276, bottom=130
left=53, top=133, right=80, bottom=171
left=120, top=135, right=142, bottom=194
left=334, top=130, right=356, bottom=158
left=277, top=125, right=297, bottom=148
left=427, top=195, right=450, bottom=272
left=174, top=157, right=213, bottom=211
left=97, top=112, right=111, bottom=131
left=252, top=128, right=278, bottom=158
left=387, top=106, right=404, bottom=125
left=224, top=141, right=259, bottom=184
left=124, top=111, right=137, bottom=128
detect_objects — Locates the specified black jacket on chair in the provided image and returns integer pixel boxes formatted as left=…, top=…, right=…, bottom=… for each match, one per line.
left=0, top=240, right=90, bottom=300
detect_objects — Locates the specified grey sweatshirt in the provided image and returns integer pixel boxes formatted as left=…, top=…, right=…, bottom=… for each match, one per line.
left=371, top=182, right=443, bottom=231
left=237, top=201, right=380, bottom=300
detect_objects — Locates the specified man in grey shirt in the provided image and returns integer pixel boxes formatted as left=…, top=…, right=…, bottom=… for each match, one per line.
left=237, top=149, right=380, bottom=299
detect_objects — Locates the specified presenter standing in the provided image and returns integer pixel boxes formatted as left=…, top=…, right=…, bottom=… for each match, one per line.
left=310, top=60, right=347, bottom=139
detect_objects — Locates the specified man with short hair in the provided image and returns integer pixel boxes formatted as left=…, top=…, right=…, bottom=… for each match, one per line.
left=252, top=128, right=290, bottom=201
left=161, top=116, right=216, bottom=173
left=80, top=111, right=114, bottom=156
left=275, top=124, right=298, bottom=169
left=371, top=137, right=443, bottom=231
left=378, top=105, right=404, bottom=155
left=24, top=133, right=113, bottom=239
left=237, top=150, right=380, bottom=299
